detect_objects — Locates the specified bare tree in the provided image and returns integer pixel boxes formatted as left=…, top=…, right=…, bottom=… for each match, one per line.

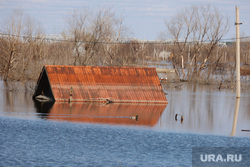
left=101, top=13, right=127, bottom=66
left=65, top=8, right=89, bottom=65
left=65, top=8, right=128, bottom=66
left=195, top=6, right=230, bottom=80
left=162, top=5, right=230, bottom=82
left=1, top=9, right=24, bottom=81
left=0, top=9, right=46, bottom=81
left=165, top=6, right=196, bottom=79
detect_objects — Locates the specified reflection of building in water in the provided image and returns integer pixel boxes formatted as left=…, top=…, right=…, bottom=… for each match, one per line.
left=36, top=103, right=166, bottom=127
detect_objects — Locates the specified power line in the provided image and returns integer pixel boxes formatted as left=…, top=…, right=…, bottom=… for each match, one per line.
left=0, top=32, right=149, bottom=44
left=0, top=32, right=250, bottom=44
left=220, top=36, right=250, bottom=41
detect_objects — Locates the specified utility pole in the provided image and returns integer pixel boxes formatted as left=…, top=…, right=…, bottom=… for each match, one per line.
left=231, top=6, right=242, bottom=137
left=235, top=6, right=241, bottom=98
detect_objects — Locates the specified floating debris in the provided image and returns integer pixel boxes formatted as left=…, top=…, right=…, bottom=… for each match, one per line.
left=175, top=114, right=183, bottom=123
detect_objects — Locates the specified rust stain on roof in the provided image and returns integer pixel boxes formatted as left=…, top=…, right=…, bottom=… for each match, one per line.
left=46, top=103, right=166, bottom=126
left=33, top=65, right=167, bottom=104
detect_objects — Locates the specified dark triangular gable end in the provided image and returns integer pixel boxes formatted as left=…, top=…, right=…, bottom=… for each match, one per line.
left=33, top=66, right=55, bottom=102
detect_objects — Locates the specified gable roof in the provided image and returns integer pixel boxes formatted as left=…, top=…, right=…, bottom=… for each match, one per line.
left=33, top=65, right=167, bottom=104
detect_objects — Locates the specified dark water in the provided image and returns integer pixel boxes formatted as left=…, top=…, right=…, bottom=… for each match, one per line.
left=1, top=81, right=250, bottom=166
left=1, top=117, right=250, bottom=167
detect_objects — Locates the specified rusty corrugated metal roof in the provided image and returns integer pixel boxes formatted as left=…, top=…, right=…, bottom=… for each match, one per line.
left=46, top=103, right=166, bottom=126
left=35, top=65, right=167, bottom=104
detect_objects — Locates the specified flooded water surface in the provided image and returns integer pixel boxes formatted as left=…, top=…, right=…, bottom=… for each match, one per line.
left=1, top=81, right=250, bottom=166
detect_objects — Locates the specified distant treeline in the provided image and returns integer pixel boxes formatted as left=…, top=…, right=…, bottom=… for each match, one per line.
left=1, top=6, right=250, bottom=84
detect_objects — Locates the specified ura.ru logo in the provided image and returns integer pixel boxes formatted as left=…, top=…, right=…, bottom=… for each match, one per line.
left=200, top=154, right=242, bottom=162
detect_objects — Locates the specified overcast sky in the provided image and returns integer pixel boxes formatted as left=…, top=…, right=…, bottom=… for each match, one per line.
left=0, top=0, right=249, bottom=40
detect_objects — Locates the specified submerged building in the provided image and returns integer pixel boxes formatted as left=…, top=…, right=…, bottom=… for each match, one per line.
left=33, top=65, right=168, bottom=104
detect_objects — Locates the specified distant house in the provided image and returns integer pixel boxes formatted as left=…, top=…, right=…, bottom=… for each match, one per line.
left=154, top=48, right=172, bottom=61
left=159, top=50, right=172, bottom=61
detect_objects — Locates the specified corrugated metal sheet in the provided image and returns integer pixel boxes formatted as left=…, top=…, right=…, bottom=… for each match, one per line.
left=47, top=103, right=166, bottom=126
left=35, top=65, right=167, bottom=104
